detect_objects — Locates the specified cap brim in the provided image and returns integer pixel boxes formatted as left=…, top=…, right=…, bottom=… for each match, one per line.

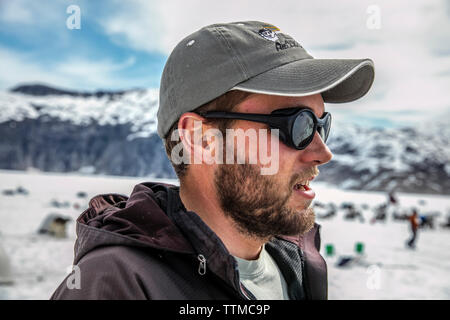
left=231, top=58, right=375, bottom=103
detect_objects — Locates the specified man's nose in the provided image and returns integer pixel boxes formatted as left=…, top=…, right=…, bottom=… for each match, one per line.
left=299, top=131, right=333, bottom=165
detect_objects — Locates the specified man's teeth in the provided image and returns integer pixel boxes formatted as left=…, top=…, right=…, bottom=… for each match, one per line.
left=294, top=181, right=310, bottom=191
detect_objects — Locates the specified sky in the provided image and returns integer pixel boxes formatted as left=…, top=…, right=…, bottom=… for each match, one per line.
left=0, top=0, right=449, bottom=127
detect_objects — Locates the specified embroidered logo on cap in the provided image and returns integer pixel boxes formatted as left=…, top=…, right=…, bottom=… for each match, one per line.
left=256, top=24, right=303, bottom=52
left=258, top=27, right=279, bottom=42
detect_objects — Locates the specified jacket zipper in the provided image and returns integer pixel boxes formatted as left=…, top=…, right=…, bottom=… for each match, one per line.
left=196, top=254, right=253, bottom=300
left=197, top=254, right=206, bottom=275
left=239, top=282, right=252, bottom=300
left=233, top=262, right=255, bottom=300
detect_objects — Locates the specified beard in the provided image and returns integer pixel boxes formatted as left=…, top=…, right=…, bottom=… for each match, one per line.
left=214, top=162, right=317, bottom=241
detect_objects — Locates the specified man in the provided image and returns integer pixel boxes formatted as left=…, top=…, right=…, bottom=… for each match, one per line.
left=407, top=209, right=420, bottom=249
left=51, top=21, right=374, bottom=300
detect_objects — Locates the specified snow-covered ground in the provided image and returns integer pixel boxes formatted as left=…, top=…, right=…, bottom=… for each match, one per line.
left=315, top=187, right=450, bottom=299
left=0, top=169, right=449, bottom=300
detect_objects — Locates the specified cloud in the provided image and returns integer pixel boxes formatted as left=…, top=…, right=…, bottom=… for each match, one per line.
left=0, top=0, right=65, bottom=26
left=0, top=46, right=137, bottom=90
left=98, top=0, right=450, bottom=125
left=99, top=0, right=448, bottom=55
left=309, top=0, right=450, bottom=123
left=99, top=0, right=368, bottom=54
left=55, top=56, right=136, bottom=80
left=0, top=46, right=70, bottom=89
left=1, top=0, right=449, bottom=126
left=0, top=1, right=34, bottom=24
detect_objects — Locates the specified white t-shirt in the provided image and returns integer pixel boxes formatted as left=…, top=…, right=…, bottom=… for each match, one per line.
left=233, top=245, right=290, bottom=300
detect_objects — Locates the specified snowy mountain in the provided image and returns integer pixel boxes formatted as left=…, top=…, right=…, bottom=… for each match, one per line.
left=322, top=122, right=450, bottom=194
left=1, top=84, right=449, bottom=194
left=0, top=84, right=174, bottom=178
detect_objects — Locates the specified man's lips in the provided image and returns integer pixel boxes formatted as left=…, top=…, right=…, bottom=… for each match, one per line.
left=293, top=175, right=317, bottom=189
left=293, top=175, right=317, bottom=199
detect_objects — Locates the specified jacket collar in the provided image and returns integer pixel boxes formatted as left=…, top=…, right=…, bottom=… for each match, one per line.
left=164, top=184, right=327, bottom=300
left=165, top=185, right=243, bottom=295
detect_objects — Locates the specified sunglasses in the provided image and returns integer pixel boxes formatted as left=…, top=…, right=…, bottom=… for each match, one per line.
left=199, top=107, right=332, bottom=150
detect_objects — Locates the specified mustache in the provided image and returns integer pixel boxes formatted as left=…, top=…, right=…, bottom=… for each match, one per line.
left=289, top=167, right=320, bottom=187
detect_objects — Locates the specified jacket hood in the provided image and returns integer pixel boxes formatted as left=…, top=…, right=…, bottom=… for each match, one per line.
left=73, top=182, right=195, bottom=265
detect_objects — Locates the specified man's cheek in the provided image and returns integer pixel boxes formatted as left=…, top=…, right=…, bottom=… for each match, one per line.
left=259, top=128, right=280, bottom=175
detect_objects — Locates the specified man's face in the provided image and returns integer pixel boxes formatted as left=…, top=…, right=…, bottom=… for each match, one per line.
left=213, top=93, right=333, bottom=240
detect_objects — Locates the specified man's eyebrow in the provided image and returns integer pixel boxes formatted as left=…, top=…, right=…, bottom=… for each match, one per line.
left=284, top=104, right=325, bottom=118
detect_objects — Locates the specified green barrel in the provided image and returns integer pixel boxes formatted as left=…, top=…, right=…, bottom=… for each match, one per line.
left=355, top=242, right=364, bottom=255
left=325, top=244, right=334, bottom=256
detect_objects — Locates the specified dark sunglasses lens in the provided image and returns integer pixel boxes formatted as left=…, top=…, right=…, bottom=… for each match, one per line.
left=292, top=112, right=315, bottom=148
left=317, top=126, right=325, bottom=141
left=316, top=114, right=331, bottom=143
left=322, top=114, right=332, bottom=142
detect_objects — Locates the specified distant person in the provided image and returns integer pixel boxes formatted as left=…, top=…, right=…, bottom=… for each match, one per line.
left=51, top=21, right=374, bottom=300
left=406, top=209, right=420, bottom=249
left=388, top=191, right=398, bottom=206
left=441, top=214, right=450, bottom=229
left=419, top=214, right=435, bottom=229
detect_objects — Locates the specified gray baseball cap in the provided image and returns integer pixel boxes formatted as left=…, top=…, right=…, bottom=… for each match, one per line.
left=157, top=21, right=375, bottom=138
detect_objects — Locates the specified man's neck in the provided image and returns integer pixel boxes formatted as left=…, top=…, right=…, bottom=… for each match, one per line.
left=179, top=177, right=264, bottom=260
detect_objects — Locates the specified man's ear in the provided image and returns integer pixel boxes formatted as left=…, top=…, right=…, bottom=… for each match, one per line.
left=178, top=112, right=207, bottom=164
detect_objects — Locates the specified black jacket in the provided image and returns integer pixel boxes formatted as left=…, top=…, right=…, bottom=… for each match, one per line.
left=50, top=182, right=327, bottom=300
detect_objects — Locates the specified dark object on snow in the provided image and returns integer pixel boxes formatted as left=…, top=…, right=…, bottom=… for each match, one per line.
left=341, top=202, right=354, bottom=210
left=313, top=201, right=326, bottom=208
left=318, top=204, right=337, bottom=220
left=336, top=256, right=354, bottom=267
left=420, top=215, right=435, bottom=229
left=388, top=191, right=398, bottom=205
left=0, top=242, right=13, bottom=285
left=2, top=189, right=15, bottom=196
left=16, top=186, right=29, bottom=195
left=441, top=215, right=450, bottom=229
left=50, top=199, right=70, bottom=208
left=2, top=187, right=29, bottom=196
left=344, top=206, right=364, bottom=223
left=371, top=203, right=387, bottom=223
left=76, top=191, right=88, bottom=198
left=393, top=210, right=409, bottom=221
left=38, top=213, right=71, bottom=238
left=316, top=203, right=337, bottom=220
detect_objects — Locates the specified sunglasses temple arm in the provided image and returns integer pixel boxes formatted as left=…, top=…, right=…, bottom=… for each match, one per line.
left=201, top=112, right=287, bottom=129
